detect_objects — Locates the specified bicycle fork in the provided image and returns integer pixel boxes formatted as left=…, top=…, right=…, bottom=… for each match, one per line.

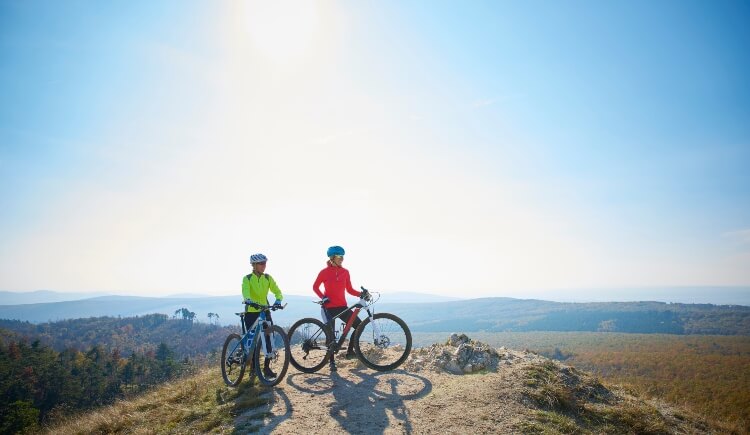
left=365, top=308, right=384, bottom=346
left=260, top=322, right=277, bottom=358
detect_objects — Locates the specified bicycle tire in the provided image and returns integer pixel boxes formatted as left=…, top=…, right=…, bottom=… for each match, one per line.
left=254, top=324, right=291, bottom=386
left=287, top=317, right=332, bottom=373
left=352, top=312, right=412, bottom=371
left=221, top=333, right=246, bottom=386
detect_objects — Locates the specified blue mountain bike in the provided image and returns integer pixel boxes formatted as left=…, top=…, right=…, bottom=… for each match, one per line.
left=221, top=301, right=290, bottom=387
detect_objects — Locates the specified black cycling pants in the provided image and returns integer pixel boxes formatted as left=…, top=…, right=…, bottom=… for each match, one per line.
left=324, top=306, right=361, bottom=351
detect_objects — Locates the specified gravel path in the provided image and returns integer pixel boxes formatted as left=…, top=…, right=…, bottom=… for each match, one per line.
left=236, top=351, right=538, bottom=434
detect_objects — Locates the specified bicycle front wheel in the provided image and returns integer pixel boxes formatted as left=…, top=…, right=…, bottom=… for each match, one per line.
left=353, top=312, right=412, bottom=371
left=221, top=333, right=246, bottom=387
left=287, top=317, right=332, bottom=373
left=254, top=324, right=290, bottom=386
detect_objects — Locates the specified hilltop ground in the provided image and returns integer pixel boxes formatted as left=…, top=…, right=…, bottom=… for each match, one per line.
left=45, top=334, right=729, bottom=434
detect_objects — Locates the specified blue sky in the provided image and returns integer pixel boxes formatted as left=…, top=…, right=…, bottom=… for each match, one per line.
left=1, top=0, right=748, bottom=300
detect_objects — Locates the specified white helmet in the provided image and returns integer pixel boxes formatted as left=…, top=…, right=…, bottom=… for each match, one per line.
left=250, top=253, right=268, bottom=264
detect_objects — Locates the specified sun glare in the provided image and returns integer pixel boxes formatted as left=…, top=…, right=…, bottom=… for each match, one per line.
left=243, top=0, right=320, bottom=66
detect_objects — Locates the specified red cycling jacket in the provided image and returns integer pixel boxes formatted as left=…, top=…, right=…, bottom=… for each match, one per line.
left=313, top=262, right=362, bottom=308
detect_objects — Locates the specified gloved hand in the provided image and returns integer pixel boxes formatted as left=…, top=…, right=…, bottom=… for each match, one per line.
left=273, top=299, right=282, bottom=307
left=360, top=289, right=370, bottom=301
left=321, top=296, right=330, bottom=304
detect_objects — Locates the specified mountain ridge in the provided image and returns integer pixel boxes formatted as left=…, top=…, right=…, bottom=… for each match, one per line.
left=40, top=334, right=731, bottom=434
left=2, top=294, right=749, bottom=334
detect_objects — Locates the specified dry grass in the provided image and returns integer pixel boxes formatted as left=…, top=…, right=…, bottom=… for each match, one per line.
left=37, top=348, right=734, bottom=435
left=42, top=366, right=269, bottom=435
left=519, top=360, right=709, bottom=435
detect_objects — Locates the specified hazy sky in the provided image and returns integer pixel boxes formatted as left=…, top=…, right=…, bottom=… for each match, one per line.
left=1, top=0, right=749, bottom=300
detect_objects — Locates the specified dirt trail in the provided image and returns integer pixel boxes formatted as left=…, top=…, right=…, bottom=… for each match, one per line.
left=232, top=339, right=719, bottom=435
left=235, top=349, right=543, bottom=434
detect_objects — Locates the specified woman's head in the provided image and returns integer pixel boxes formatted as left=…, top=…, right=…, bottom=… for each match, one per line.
left=327, top=246, right=345, bottom=267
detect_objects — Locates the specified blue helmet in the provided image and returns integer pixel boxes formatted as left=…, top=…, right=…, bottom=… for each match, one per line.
left=326, top=246, right=345, bottom=257
left=250, top=253, right=268, bottom=264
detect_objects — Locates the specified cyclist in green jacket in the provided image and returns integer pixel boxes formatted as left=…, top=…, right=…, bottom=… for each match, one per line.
left=242, top=253, right=284, bottom=378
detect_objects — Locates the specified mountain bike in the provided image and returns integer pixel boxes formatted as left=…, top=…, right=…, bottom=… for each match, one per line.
left=288, top=287, right=411, bottom=372
left=221, top=301, right=290, bottom=387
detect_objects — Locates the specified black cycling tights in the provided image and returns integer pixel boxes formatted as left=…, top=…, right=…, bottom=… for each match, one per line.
left=324, top=306, right=361, bottom=352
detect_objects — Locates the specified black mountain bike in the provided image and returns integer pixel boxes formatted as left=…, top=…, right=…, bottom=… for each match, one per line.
left=288, top=287, right=411, bottom=372
left=221, top=301, right=290, bottom=387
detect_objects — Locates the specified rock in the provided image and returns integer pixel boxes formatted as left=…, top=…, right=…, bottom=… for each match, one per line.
left=444, top=360, right=462, bottom=374
left=448, top=333, right=470, bottom=347
left=405, top=334, right=506, bottom=374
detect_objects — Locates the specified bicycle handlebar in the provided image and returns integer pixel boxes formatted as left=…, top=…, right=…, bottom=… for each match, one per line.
left=312, top=287, right=376, bottom=305
left=243, top=300, right=287, bottom=311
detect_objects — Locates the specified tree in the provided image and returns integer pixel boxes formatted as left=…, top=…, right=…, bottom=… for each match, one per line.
left=174, top=308, right=196, bottom=323
left=207, top=313, right=220, bottom=325
left=0, top=400, right=39, bottom=434
left=155, top=343, right=178, bottom=381
left=156, top=343, right=174, bottom=362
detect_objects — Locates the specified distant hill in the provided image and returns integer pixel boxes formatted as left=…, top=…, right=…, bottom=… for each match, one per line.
left=0, top=294, right=314, bottom=327
left=377, top=298, right=750, bottom=335
left=0, top=290, right=109, bottom=305
left=0, top=313, right=229, bottom=359
left=0, top=290, right=459, bottom=328
left=1, top=294, right=749, bottom=334
left=542, top=286, right=750, bottom=306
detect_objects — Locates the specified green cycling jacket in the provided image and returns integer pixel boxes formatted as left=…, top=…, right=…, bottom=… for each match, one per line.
left=242, top=273, right=283, bottom=313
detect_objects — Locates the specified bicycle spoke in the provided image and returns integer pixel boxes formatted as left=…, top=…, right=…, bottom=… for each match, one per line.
left=288, top=318, right=331, bottom=373
left=355, top=313, right=412, bottom=371
left=221, top=333, right=246, bottom=386
left=255, top=325, right=290, bottom=386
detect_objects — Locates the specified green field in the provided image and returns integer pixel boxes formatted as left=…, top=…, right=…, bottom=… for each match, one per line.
left=413, top=331, right=750, bottom=432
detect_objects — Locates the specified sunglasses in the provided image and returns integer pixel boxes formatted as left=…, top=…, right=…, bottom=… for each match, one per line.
left=254, top=262, right=267, bottom=266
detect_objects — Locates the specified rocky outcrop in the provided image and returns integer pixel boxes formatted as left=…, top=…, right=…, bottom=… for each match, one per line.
left=405, top=332, right=544, bottom=374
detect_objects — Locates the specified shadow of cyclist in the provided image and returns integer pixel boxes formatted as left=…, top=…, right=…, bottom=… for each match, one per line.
left=328, top=369, right=388, bottom=434
left=233, top=388, right=293, bottom=434
left=328, top=368, right=432, bottom=434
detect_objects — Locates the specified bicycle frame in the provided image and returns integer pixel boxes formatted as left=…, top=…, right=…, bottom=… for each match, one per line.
left=322, top=297, right=382, bottom=353
left=230, top=309, right=274, bottom=358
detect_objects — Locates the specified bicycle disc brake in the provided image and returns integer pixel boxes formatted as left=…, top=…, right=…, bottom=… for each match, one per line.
left=374, top=335, right=391, bottom=349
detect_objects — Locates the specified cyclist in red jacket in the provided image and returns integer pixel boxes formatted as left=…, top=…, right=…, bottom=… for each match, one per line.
left=313, top=245, right=363, bottom=370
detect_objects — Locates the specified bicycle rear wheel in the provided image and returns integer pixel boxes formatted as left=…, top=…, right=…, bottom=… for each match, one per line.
left=221, top=333, right=246, bottom=386
left=287, top=317, right=332, bottom=373
left=353, top=312, right=412, bottom=371
left=254, top=324, right=290, bottom=386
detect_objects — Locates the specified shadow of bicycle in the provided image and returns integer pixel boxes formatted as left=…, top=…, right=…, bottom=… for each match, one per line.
left=233, top=387, right=293, bottom=434
left=286, top=368, right=432, bottom=434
